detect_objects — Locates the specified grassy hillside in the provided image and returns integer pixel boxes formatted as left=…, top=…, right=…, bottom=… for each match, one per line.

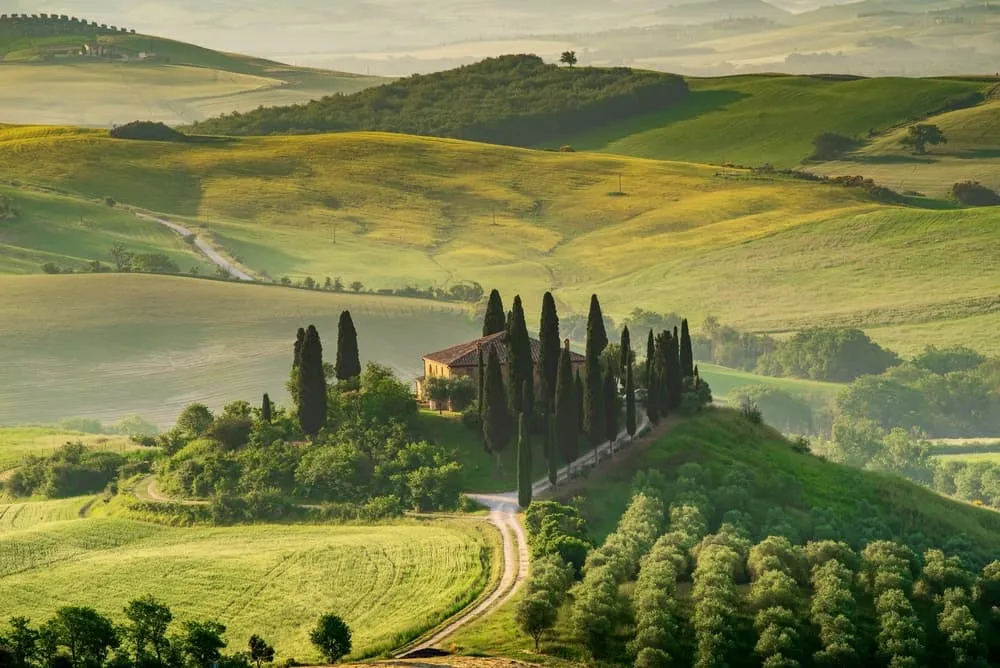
left=814, top=93, right=1000, bottom=197
left=562, top=410, right=1000, bottom=560
left=2, top=126, right=997, bottom=355
left=698, top=363, right=841, bottom=406
left=0, top=185, right=213, bottom=274
left=559, top=75, right=987, bottom=167
left=0, top=496, right=96, bottom=531
left=0, top=274, right=478, bottom=425
left=0, top=16, right=382, bottom=126
left=0, top=426, right=133, bottom=473
left=0, top=515, right=490, bottom=660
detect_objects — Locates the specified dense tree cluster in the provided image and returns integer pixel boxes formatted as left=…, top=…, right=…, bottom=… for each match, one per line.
left=190, top=55, right=689, bottom=146
left=951, top=180, right=1000, bottom=207
left=757, top=327, right=899, bottom=382
left=4, top=441, right=151, bottom=498
left=0, top=595, right=333, bottom=668
left=109, top=121, right=186, bottom=142
left=524, top=501, right=592, bottom=575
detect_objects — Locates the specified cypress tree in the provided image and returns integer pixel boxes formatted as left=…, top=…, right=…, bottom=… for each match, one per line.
left=335, top=310, right=361, bottom=381
left=667, top=331, right=683, bottom=410
left=297, top=324, right=327, bottom=438
left=574, top=371, right=585, bottom=434
left=625, top=361, right=636, bottom=439
left=604, top=367, right=619, bottom=455
left=546, top=412, right=558, bottom=486
left=517, top=409, right=532, bottom=508
left=680, top=318, right=694, bottom=380
left=538, top=291, right=561, bottom=410
left=289, top=326, right=306, bottom=405
left=261, top=393, right=272, bottom=423
left=645, top=329, right=655, bottom=390
left=482, top=347, right=511, bottom=464
left=619, top=326, right=631, bottom=389
left=506, top=295, right=534, bottom=417
left=477, top=344, right=485, bottom=416
left=293, top=327, right=306, bottom=369
left=555, top=341, right=578, bottom=473
left=585, top=294, right=608, bottom=359
left=482, top=289, right=505, bottom=336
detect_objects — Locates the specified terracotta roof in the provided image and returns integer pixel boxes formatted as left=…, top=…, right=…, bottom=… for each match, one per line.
left=424, top=332, right=586, bottom=368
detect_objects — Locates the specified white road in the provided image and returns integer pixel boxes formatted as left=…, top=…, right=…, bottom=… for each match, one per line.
left=135, top=212, right=256, bottom=281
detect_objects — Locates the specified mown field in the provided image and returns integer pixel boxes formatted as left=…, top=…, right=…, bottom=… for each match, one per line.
left=0, top=274, right=478, bottom=425
left=3, top=127, right=998, bottom=357
left=558, top=75, right=987, bottom=167
left=697, top=363, right=841, bottom=408
left=0, top=513, right=491, bottom=660
left=0, top=426, right=134, bottom=473
left=0, top=496, right=95, bottom=531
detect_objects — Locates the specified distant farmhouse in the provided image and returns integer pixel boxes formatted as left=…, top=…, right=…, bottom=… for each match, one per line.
left=0, top=13, right=151, bottom=62
left=416, top=331, right=586, bottom=403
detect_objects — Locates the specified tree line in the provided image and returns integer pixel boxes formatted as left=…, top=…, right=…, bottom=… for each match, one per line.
left=0, top=598, right=352, bottom=668
left=189, top=54, right=689, bottom=147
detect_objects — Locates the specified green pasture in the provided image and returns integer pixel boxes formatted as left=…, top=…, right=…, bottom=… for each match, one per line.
left=0, top=426, right=134, bottom=473
left=697, top=363, right=841, bottom=407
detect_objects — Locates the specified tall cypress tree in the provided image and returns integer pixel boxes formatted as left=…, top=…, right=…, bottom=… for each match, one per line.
left=482, top=347, right=511, bottom=464
left=506, top=295, right=534, bottom=417
left=545, top=412, right=558, bottom=486
left=335, top=310, right=361, bottom=381
left=645, top=329, right=655, bottom=390
left=667, top=331, right=683, bottom=410
left=555, top=342, right=577, bottom=473
left=482, top=289, right=505, bottom=336
left=261, top=393, right=272, bottom=423
left=680, top=318, right=694, bottom=380
left=297, top=324, right=327, bottom=438
left=603, top=367, right=619, bottom=455
left=289, top=326, right=307, bottom=405
left=619, top=326, right=631, bottom=389
left=477, top=345, right=485, bottom=416
left=293, top=327, right=306, bottom=369
left=584, top=295, right=607, bottom=447
left=517, top=409, right=532, bottom=508
left=538, top=292, right=561, bottom=410
left=625, top=361, right=636, bottom=439
left=574, top=371, right=585, bottom=435
left=585, top=294, right=608, bottom=359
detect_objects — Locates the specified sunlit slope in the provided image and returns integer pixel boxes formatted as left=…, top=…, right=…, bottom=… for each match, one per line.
left=814, top=93, right=1000, bottom=197
left=3, top=127, right=1000, bottom=351
left=0, top=517, right=488, bottom=661
left=558, top=75, right=986, bottom=167
left=0, top=28, right=382, bottom=126
left=0, top=274, right=477, bottom=425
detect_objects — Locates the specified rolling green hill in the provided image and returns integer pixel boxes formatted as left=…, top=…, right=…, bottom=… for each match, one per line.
left=0, top=274, right=478, bottom=425
left=558, top=74, right=988, bottom=167
left=0, top=512, right=490, bottom=661
left=0, top=14, right=382, bottom=126
left=1, top=125, right=997, bottom=359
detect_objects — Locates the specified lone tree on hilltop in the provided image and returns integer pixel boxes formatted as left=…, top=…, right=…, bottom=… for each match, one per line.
left=507, top=295, right=534, bottom=416
left=555, top=341, right=578, bottom=476
left=297, top=325, right=327, bottom=438
left=901, top=124, right=946, bottom=155
left=560, top=50, right=578, bottom=67
left=482, top=347, right=511, bottom=465
left=517, top=409, right=532, bottom=508
left=483, top=289, right=505, bottom=336
left=335, top=310, right=361, bottom=382
left=310, top=613, right=352, bottom=664
left=538, top=291, right=561, bottom=410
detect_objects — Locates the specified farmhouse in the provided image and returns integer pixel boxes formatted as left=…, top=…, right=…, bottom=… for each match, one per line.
left=416, top=331, right=586, bottom=401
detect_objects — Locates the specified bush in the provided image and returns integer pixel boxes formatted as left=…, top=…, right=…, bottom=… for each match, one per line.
left=951, top=181, right=1000, bottom=207
left=809, top=132, right=858, bottom=160
left=310, top=614, right=352, bottom=663
left=109, top=120, right=186, bottom=141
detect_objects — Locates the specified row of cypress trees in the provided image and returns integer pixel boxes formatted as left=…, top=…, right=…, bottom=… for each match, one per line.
left=289, top=310, right=362, bottom=438
left=478, top=290, right=641, bottom=507
left=644, top=317, right=701, bottom=425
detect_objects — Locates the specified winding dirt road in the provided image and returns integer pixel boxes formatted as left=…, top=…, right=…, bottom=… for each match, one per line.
left=135, top=212, right=256, bottom=281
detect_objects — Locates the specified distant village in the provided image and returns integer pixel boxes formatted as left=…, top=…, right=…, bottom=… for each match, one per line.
left=0, top=13, right=161, bottom=62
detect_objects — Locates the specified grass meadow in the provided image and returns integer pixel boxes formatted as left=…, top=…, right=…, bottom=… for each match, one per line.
left=0, top=274, right=478, bottom=426
left=0, top=515, right=491, bottom=661
left=4, top=128, right=998, bottom=355
left=0, top=426, right=134, bottom=473
left=0, top=496, right=95, bottom=531
left=697, top=363, right=842, bottom=408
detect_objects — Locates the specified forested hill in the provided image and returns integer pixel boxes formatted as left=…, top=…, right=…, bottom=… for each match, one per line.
left=188, top=55, right=689, bottom=145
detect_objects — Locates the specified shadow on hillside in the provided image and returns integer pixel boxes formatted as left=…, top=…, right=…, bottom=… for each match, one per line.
left=556, top=88, right=750, bottom=150
left=851, top=154, right=936, bottom=165
left=952, top=148, right=1000, bottom=159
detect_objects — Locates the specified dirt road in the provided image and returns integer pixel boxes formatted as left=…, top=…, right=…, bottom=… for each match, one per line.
left=135, top=212, right=255, bottom=281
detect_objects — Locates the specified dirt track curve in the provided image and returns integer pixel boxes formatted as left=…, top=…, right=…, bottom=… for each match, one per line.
left=135, top=212, right=255, bottom=281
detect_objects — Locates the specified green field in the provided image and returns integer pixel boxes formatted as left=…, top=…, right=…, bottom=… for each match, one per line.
left=0, top=274, right=477, bottom=425
left=3, top=126, right=998, bottom=357
left=698, top=363, right=842, bottom=407
left=0, top=515, right=490, bottom=660
left=559, top=75, right=987, bottom=167
left=0, top=25, right=382, bottom=126
left=0, top=185, right=213, bottom=274
left=0, top=426, right=134, bottom=473
left=0, top=495, right=95, bottom=530
left=814, top=95, right=1000, bottom=197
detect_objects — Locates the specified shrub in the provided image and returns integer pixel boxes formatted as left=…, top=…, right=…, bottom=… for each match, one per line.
left=809, top=133, right=858, bottom=160
left=741, top=396, right=763, bottom=425
left=310, top=614, right=352, bottom=663
left=951, top=181, right=1000, bottom=207
left=110, top=120, right=186, bottom=141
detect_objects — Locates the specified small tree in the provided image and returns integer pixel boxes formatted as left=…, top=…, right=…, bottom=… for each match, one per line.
left=310, top=614, right=352, bottom=664
left=349, top=281, right=363, bottom=293
left=334, top=310, right=361, bottom=382
left=560, top=50, right=578, bottom=67
left=900, top=124, right=946, bottom=154
left=261, top=393, right=272, bottom=423
left=181, top=620, right=226, bottom=668
left=177, top=403, right=214, bottom=437
left=248, top=635, right=275, bottom=668
left=426, top=377, right=451, bottom=412
left=516, top=592, right=557, bottom=651
left=123, top=595, right=172, bottom=663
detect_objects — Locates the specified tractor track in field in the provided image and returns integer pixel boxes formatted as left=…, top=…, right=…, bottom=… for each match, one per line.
left=134, top=212, right=256, bottom=281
